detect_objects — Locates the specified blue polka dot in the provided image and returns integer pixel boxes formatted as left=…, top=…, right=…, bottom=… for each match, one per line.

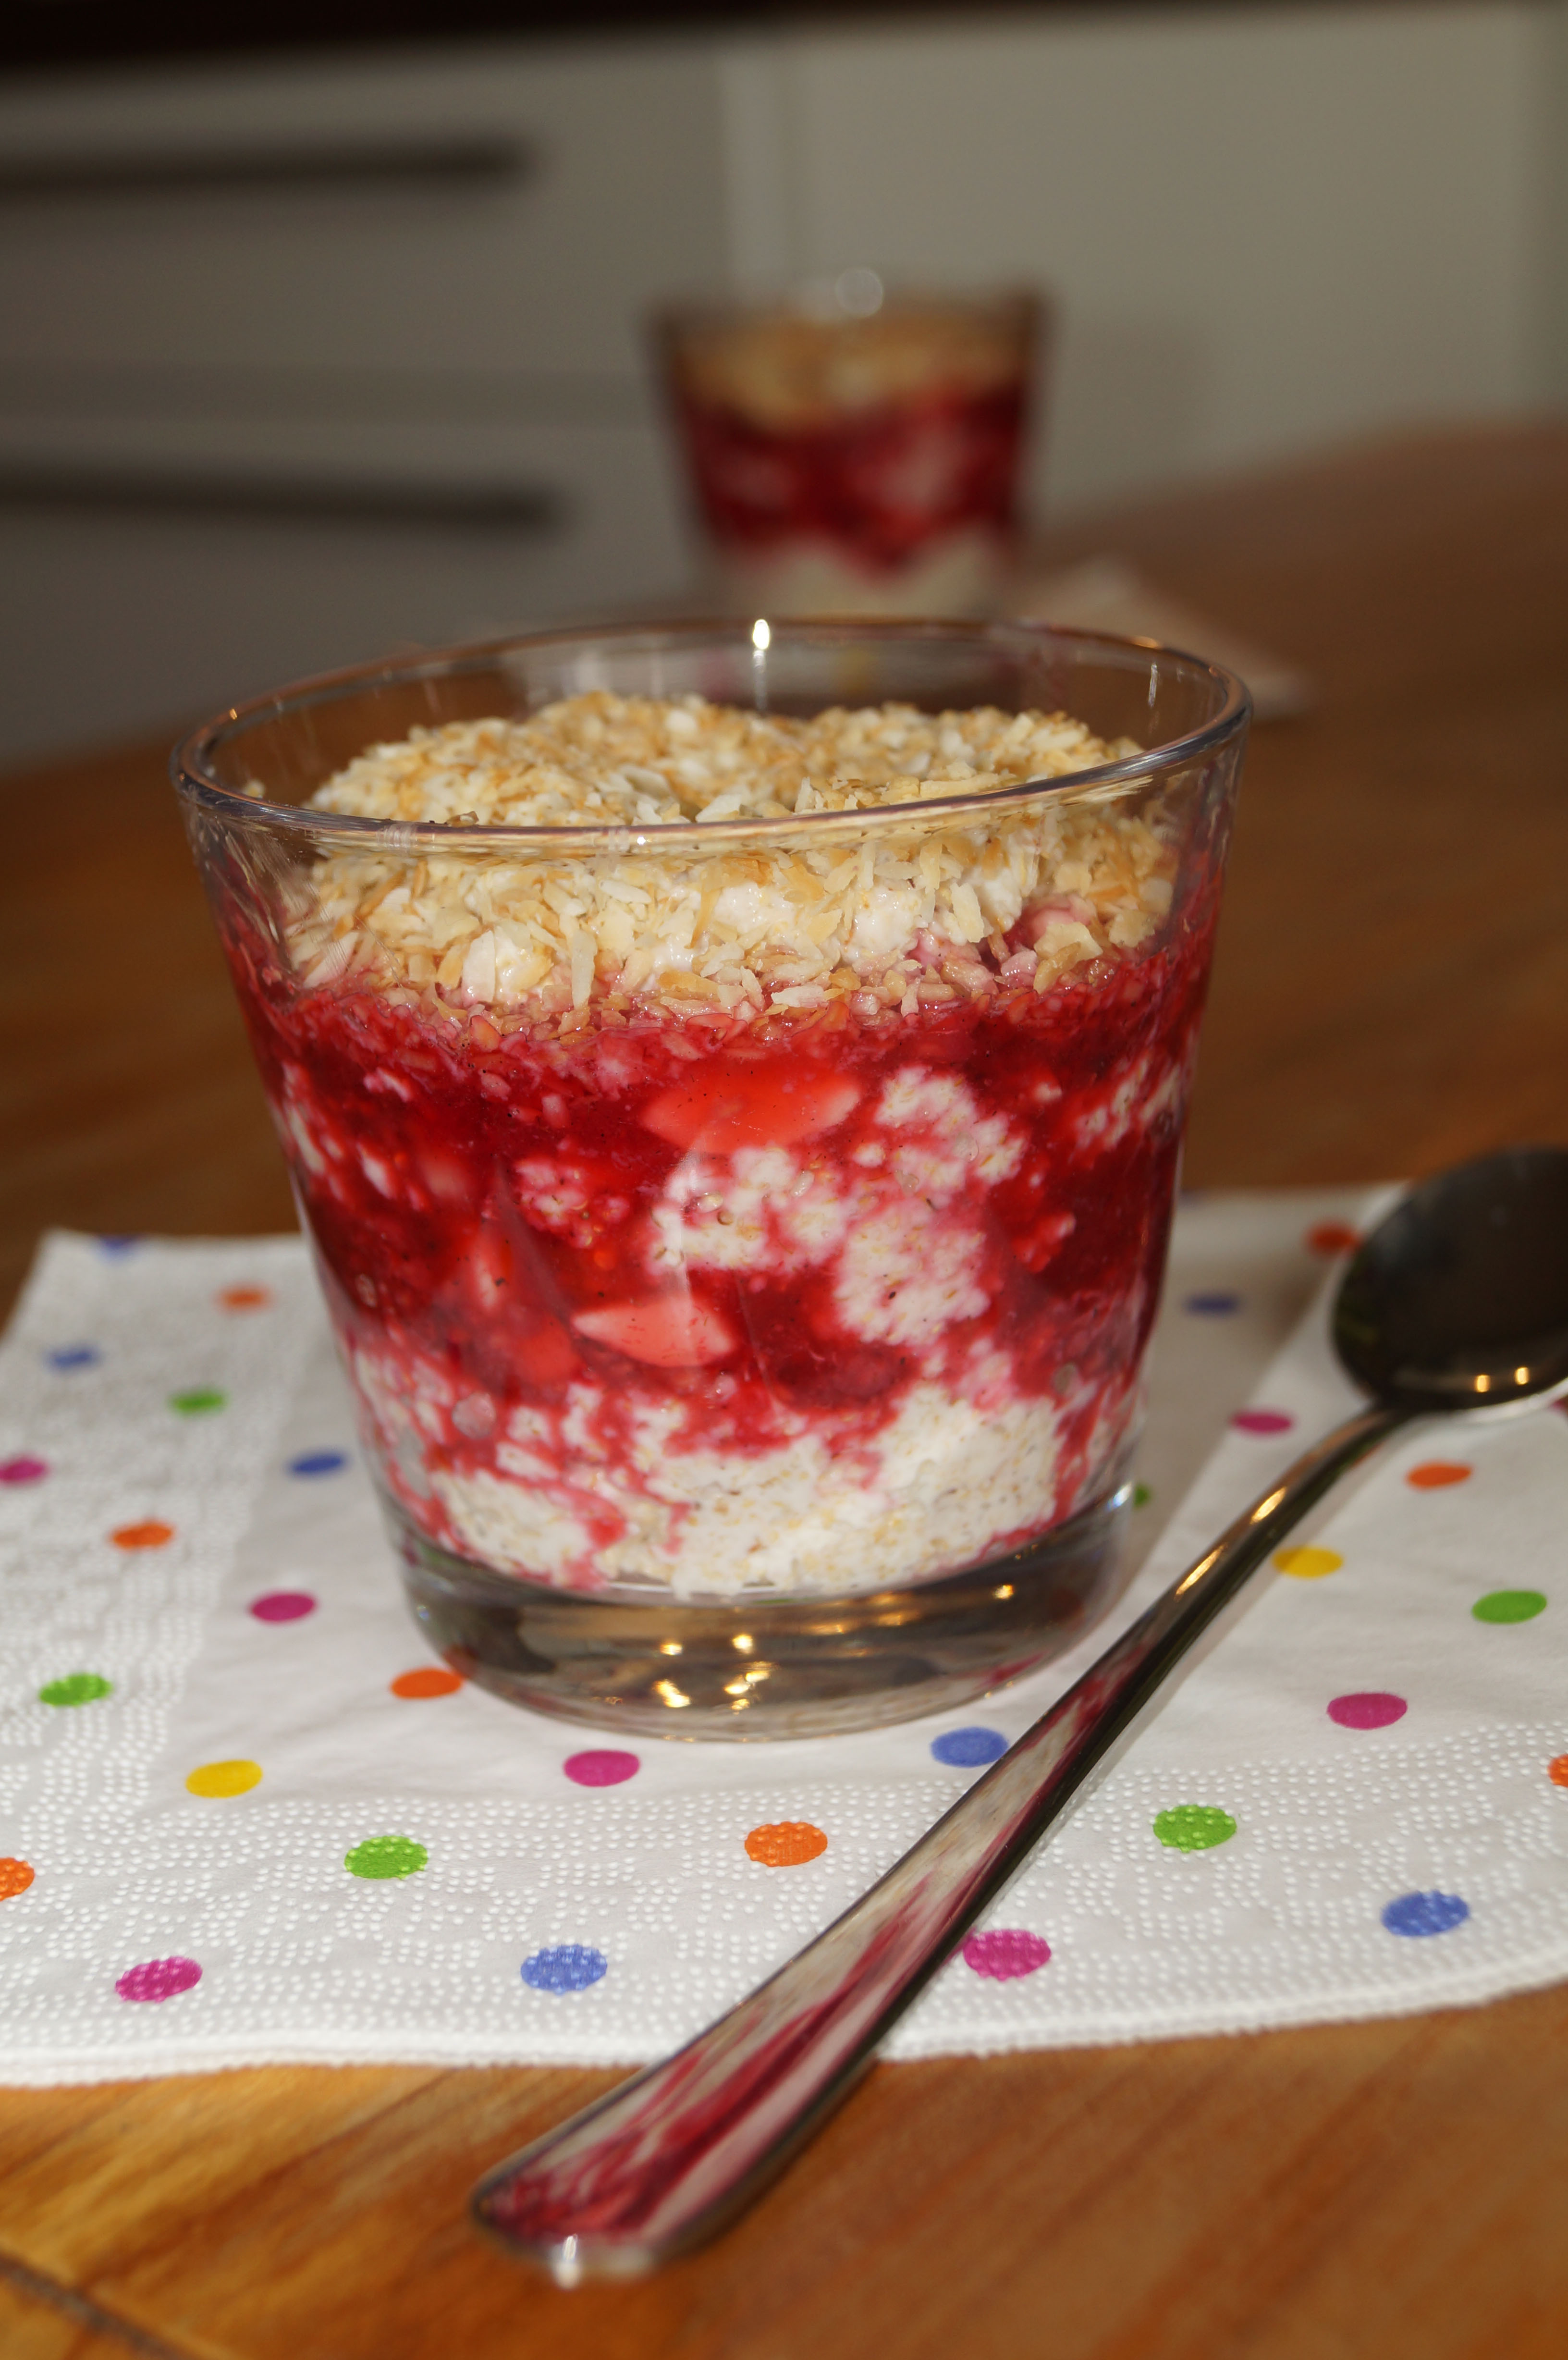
left=46, top=1345, right=100, bottom=1372
left=522, top=1944, right=607, bottom=1993
left=931, top=1726, right=1009, bottom=1768
left=1382, top=1890, right=1470, bottom=1938
left=288, top=1450, right=349, bottom=1479
left=98, top=1235, right=141, bottom=1257
left=1183, top=1291, right=1242, bottom=1316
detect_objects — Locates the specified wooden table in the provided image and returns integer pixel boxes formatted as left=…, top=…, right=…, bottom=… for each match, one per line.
left=4, top=423, right=1568, bottom=2360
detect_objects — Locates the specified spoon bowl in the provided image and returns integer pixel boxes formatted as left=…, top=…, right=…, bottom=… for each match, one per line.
left=1335, top=1146, right=1568, bottom=1412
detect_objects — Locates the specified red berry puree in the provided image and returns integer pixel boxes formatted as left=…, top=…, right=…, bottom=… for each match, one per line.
left=225, top=898, right=1215, bottom=1600
left=672, top=374, right=1029, bottom=583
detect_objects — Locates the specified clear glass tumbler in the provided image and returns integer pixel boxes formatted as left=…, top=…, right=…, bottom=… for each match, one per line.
left=174, top=621, right=1248, bottom=1739
left=656, top=284, right=1045, bottom=617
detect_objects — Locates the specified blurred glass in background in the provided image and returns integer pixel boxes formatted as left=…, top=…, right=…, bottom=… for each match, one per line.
left=656, top=275, right=1045, bottom=616
left=0, top=1, right=1560, bottom=763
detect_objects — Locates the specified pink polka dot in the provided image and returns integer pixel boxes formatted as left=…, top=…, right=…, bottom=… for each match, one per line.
left=1328, top=1691, right=1408, bottom=1729
left=248, top=1591, right=316, bottom=1623
left=961, top=1929, right=1051, bottom=1980
left=116, top=1955, right=201, bottom=2004
left=0, top=1456, right=47, bottom=1485
left=1231, top=1408, right=1295, bottom=1436
left=563, top=1750, right=640, bottom=1787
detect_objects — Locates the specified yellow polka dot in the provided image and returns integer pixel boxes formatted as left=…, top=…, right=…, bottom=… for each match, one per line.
left=184, top=1758, right=263, bottom=1798
left=1274, top=1546, right=1344, bottom=1580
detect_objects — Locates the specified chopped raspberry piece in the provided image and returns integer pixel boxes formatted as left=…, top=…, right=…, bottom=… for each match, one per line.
left=643, top=1064, right=861, bottom=1152
left=574, top=1294, right=737, bottom=1369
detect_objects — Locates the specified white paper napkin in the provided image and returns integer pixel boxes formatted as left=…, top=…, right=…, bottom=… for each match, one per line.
left=3, top=1189, right=1566, bottom=2085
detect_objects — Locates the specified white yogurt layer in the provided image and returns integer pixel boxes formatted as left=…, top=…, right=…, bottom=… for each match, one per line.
left=358, top=1340, right=1096, bottom=1598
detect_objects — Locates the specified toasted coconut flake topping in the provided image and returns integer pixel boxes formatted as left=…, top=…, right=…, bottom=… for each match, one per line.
left=294, top=692, right=1174, bottom=1029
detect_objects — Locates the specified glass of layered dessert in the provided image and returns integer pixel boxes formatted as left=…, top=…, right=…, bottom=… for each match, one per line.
left=175, top=621, right=1248, bottom=1738
left=657, top=282, right=1044, bottom=617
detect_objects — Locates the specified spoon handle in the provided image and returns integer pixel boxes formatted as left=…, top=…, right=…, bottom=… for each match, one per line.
left=473, top=1400, right=1404, bottom=2282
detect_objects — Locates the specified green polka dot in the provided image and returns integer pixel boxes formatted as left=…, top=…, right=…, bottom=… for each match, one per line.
left=1132, top=1483, right=1152, bottom=1509
left=170, top=1387, right=227, bottom=1417
left=1472, top=1589, right=1547, bottom=1624
left=38, top=1673, right=112, bottom=1708
left=344, top=1835, right=427, bottom=1881
left=1153, top=1805, right=1237, bottom=1851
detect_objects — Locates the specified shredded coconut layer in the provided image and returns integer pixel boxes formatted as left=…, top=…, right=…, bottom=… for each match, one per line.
left=668, top=301, right=1029, bottom=431
left=293, top=692, right=1170, bottom=1033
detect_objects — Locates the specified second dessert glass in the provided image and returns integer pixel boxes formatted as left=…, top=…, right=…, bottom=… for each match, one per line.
left=656, top=284, right=1045, bottom=616
left=174, top=621, right=1248, bottom=1738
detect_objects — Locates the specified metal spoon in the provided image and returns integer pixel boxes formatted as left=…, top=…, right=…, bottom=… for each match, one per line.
left=473, top=1145, right=1568, bottom=2283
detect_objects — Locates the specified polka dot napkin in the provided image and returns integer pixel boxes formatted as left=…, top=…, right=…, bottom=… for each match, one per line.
left=3, top=1189, right=1568, bottom=2085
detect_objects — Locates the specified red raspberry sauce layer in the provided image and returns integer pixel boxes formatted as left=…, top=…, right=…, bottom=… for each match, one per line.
left=226, top=908, right=1215, bottom=1596
left=673, top=378, right=1029, bottom=575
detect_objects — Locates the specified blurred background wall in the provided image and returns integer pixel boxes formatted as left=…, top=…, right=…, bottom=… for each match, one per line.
left=1, top=0, right=1563, bottom=763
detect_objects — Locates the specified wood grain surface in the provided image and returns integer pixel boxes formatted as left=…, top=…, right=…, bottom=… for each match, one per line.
left=2, top=422, right=1567, bottom=2359
left=0, top=2266, right=159, bottom=2360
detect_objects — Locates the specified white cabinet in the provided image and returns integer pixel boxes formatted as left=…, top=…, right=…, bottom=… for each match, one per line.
left=0, top=43, right=726, bottom=377
left=0, top=38, right=728, bottom=761
left=0, top=7, right=1548, bottom=762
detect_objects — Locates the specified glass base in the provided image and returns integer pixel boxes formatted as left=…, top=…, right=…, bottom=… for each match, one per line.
left=394, top=1485, right=1133, bottom=1742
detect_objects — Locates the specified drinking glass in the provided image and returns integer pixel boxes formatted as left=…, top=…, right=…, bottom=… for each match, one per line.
left=174, top=620, right=1248, bottom=1738
left=656, top=283, right=1045, bottom=616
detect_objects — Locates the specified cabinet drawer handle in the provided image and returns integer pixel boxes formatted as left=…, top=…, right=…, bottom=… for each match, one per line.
left=0, top=460, right=567, bottom=533
left=0, top=136, right=532, bottom=202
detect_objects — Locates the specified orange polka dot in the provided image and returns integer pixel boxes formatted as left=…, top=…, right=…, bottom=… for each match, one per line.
left=1406, top=1462, right=1472, bottom=1490
left=1306, top=1221, right=1361, bottom=1256
left=218, top=1285, right=271, bottom=1312
left=391, top=1668, right=464, bottom=1699
left=0, top=1859, right=34, bottom=1901
left=1549, top=1756, right=1568, bottom=1789
left=745, top=1820, right=828, bottom=1868
left=111, top=1520, right=174, bottom=1550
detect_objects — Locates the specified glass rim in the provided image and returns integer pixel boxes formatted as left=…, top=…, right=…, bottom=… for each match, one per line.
left=653, top=282, right=1045, bottom=336
left=171, top=615, right=1251, bottom=855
